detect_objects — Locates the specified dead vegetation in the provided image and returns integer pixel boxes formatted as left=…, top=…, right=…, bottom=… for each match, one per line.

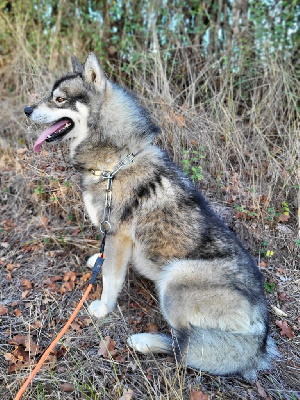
left=0, top=47, right=299, bottom=399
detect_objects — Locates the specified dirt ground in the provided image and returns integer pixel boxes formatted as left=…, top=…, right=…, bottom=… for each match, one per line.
left=0, top=101, right=299, bottom=399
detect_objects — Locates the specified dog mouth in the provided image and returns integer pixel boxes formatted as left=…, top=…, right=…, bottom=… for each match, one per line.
left=34, top=118, right=74, bottom=153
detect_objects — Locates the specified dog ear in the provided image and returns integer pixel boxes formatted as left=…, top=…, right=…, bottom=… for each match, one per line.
left=71, top=55, right=83, bottom=74
left=83, top=53, right=106, bottom=90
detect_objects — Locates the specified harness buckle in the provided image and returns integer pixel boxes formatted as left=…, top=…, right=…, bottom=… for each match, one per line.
left=100, top=220, right=111, bottom=234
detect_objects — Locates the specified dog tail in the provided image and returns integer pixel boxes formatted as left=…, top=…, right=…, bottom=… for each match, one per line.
left=172, top=326, right=278, bottom=381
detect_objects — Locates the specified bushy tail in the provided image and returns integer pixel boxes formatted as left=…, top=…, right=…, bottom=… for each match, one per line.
left=173, top=326, right=278, bottom=381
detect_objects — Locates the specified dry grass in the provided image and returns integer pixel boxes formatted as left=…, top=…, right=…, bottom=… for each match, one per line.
left=0, top=50, right=299, bottom=399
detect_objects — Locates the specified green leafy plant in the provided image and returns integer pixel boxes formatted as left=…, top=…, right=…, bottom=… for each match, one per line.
left=234, top=203, right=258, bottom=218
left=68, top=214, right=75, bottom=221
left=182, top=149, right=205, bottom=183
left=34, top=184, right=44, bottom=195
left=281, top=201, right=290, bottom=215
left=234, top=203, right=248, bottom=214
left=266, top=206, right=281, bottom=221
left=264, top=282, right=276, bottom=294
left=64, top=180, right=72, bottom=188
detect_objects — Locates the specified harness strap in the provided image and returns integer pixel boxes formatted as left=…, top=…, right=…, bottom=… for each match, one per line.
left=89, top=153, right=138, bottom=233
left=89, top=153, right=136, bottom=177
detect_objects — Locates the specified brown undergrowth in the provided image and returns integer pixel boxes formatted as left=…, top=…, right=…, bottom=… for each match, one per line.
left=0, top=52, right=299, bottom=399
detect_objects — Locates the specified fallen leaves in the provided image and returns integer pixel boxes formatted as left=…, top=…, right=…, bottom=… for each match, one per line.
left=0, top=304, right=8, bottom=316
left=279, top=213, right=290, bottom=223
left=259, top=261, right=268, bottom=268
left=20, top=242, right=42, bottom=254
left=60, top=383, right=75, bottom=392
left=5, top=263, right=102, bottom=373
left=146, top=367, right=152, bottom=381
left=21, top=278, right=33, bottom=298
left=40, top=215, right=50, bottom=227
left=146, top=322, right=158, bottom=333
left=69, top=316, right=92, bottom=333
left=64, top=271, right=77, bottom=282
left=5, top=334, right=66, bottom=373
left=5, top=334, right=43, bottom=373
left=5, top=263, right=21, bottom=281
left=41, top=270, right=98, bottom=298
left=98, top=336, right=118, bottom=358
left=8, top=334, right=42, bottom=354
left=279, top=292, right=288, bottom=301
left=6, top=263, right=21, bottom=272
left=14, top=308, right=22, bottom=317
left=190, top=388, right=210, bottom=400
left=275, top=320, right=295, bottom=339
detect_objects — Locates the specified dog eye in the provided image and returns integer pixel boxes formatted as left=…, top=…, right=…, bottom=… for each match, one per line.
left=56, top=97, right=66, bottom=103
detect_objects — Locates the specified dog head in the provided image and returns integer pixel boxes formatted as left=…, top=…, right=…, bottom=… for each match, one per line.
left=24, top=53, right=109, bottom=155
left=25, top=53, right=160, bottom=157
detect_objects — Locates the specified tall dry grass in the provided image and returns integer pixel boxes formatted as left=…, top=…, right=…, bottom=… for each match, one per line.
left=0, top=13, right=299, bottom=400
left=125, top=49, right=299, bottom=226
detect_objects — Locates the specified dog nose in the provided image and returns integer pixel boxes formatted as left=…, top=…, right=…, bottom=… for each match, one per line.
left=24, top=106, right=34, bottom=116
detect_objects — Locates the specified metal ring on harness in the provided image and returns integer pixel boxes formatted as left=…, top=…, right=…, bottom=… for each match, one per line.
left=100, top=220, right=111, bottom=233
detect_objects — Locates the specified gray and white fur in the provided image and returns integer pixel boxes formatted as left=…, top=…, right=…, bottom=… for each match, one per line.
left=25, top=53, right=277, bottom=380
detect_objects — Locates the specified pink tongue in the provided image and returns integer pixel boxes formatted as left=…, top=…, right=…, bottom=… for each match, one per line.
left=34, top=119, right=70, bottom=153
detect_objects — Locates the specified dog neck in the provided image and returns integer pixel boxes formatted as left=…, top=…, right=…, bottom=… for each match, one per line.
left=88, top=152, right=138, bottom=177
left=71, top=135, right=151, bottom=177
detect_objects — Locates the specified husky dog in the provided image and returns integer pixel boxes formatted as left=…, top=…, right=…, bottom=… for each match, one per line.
left=24, top=53, right=276, bottom=380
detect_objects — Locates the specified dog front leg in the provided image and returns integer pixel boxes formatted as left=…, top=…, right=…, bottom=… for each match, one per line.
left=89, top=233, right=132, bottom=319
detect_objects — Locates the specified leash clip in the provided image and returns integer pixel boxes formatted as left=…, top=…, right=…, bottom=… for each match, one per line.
left=100, top=220, right=111, bottom=233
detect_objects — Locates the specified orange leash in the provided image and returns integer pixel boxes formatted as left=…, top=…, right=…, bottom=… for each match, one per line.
left=14, top=252, right=105, bottom=400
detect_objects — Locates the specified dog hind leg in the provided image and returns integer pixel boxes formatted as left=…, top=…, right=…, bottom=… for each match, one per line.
left=128, top=333, right=173, bottom=354
left=155, top=259, right=275, bottom=380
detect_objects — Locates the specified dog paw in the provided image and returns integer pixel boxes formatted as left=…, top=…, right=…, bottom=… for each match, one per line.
left=86, top=253, right=99, bottom=269
left=127, top=334, right=152, bottom=354
left=88, top=300, right=111, bottom=319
